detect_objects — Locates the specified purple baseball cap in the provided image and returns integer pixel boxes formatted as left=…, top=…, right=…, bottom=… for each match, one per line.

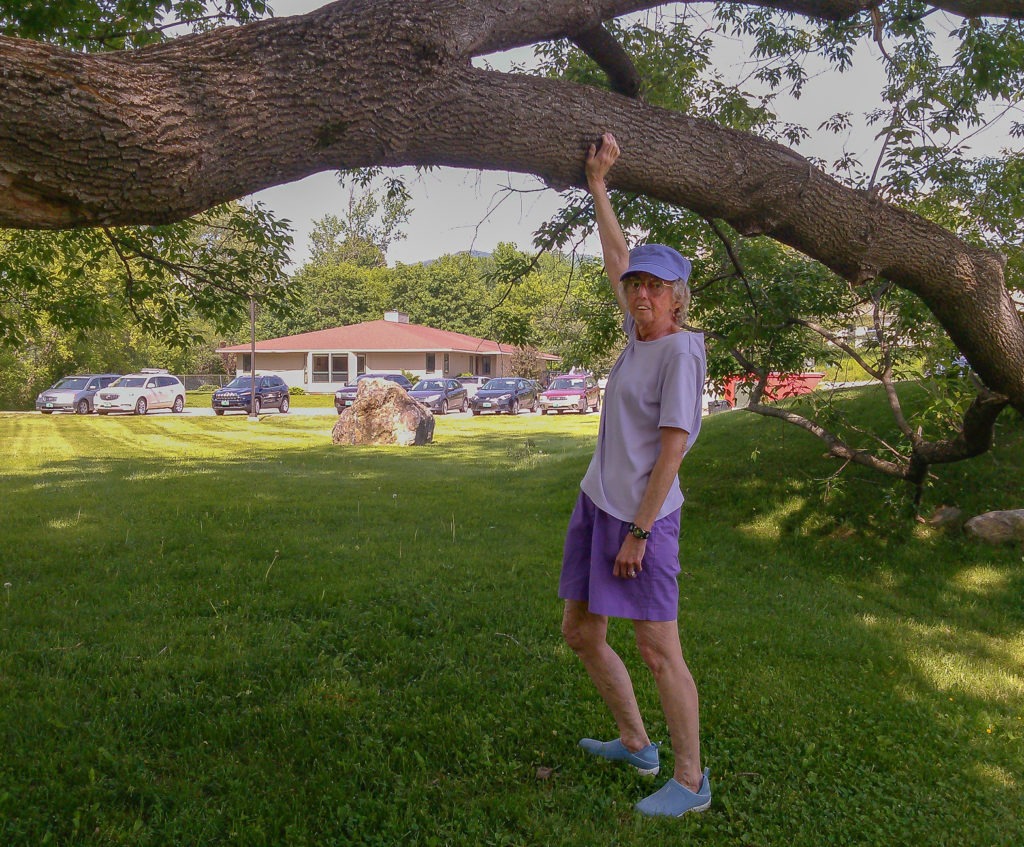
left=620, top=244, right=692, bottom=283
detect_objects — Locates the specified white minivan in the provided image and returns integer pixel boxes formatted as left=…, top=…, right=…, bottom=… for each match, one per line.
left=94, top=368, right=186, bottom=415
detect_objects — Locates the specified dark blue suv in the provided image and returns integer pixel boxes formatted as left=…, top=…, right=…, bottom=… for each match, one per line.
left=212, top=374, right=291, bottom=415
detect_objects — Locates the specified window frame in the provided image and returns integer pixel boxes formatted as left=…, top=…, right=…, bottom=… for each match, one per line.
left=311, top=354, right=330, bottom=383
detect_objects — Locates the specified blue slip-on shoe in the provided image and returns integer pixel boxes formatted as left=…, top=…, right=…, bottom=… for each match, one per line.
left=578, top=738, right=660, bottom=776
left=635, top=767, right=712, bottom=817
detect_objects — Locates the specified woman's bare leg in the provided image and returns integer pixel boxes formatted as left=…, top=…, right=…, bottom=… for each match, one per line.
left=561, top=600, right=650, bottom=751
left=633, top=619, right=702, bottom=790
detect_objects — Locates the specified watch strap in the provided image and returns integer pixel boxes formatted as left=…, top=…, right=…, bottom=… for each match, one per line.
left=627, top=522, right=651, bottom=540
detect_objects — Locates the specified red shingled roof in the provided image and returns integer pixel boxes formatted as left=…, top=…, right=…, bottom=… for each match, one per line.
left=220, top=319, right=558, bottom=359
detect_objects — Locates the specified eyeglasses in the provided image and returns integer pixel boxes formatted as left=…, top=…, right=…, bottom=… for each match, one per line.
left=622, top=279, right=674, bottom=296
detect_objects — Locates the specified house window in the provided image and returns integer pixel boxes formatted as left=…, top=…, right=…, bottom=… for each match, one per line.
left=331, top=354, right=348, bottom=383
left=312, top=355, right=330, bottom=383
left=356, top=355, right=366, bottom=376
left=443, top=353, right=450, bottom=374
left=481, top=358, right=491, bottom=376
left=426, top=353, right=436, bottom=372
left=241, top=354, right=252, bottom=372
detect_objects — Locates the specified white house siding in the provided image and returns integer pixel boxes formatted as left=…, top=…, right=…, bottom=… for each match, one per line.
left=236, top=349, right=507, bottom=393
left=235, top=351, right=307, bottom=389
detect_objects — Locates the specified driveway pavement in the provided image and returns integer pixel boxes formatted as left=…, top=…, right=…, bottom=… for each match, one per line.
left=184, top=406, right=480, bottom=418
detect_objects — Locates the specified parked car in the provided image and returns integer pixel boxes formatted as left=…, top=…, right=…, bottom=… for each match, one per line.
left=334, top=373, right=414, bottom=413
left=469, top=377, right=539, bottom=415
left=94, top=369, right=186, bottom=415
left=212, top=374, right=290, bottom=415
left=457, top=376, right=490, bottom=398
left=928, top=354, right=971, bottom=379
left=35, top=373, right=121, bottom=415
left=539, top=374, right=601, bottom=414
left=408, top=378, right=468, bottom=414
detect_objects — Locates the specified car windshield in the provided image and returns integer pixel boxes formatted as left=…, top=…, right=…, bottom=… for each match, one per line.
left=549, top=378, right=585, bottom=390
left=416, top=380, right=446, bottom=391
left=112, top=377, right=146, bottom=388
left=223, top=377, right=254, bottom=390
left=482, top=379, right=516, bottom=390
left=54, top=377, right=90, bottom=390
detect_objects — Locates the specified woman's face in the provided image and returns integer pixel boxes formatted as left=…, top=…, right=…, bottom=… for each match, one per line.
left=622, top=272, right=681, bottom=338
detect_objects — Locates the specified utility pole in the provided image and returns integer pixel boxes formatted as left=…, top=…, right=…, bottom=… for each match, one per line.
left=249, top=295, right=258, bottom=420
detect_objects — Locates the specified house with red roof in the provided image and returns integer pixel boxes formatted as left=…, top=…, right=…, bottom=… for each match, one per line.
left=219, top=311, right=559, bottom=392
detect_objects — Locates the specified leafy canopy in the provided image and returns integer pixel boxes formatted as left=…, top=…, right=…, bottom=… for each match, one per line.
left=0, top=0, right=292, bottom=351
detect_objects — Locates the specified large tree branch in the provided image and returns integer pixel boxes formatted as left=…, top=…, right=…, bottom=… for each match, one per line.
left=570, top=25, right=642, bottom=97
left=2, top=0, right=1024, bottom=412
left=457, top=0, right=1024, bottom=56
left=745, top=400, right=910, bottom=478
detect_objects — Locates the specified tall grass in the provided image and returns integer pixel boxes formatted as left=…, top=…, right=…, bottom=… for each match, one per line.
left=1, top=391, right=1022, bottom=846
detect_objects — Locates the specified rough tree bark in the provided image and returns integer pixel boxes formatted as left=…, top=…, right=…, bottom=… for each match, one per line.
left=2, top=0, right=1023, bottom=411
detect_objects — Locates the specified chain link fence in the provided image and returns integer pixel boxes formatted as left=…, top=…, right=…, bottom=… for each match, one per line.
left=181, top=374, right=233, bottom=391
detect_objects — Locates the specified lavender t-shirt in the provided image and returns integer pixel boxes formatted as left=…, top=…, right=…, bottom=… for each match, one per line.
left=580, top=313, right=706, bottom=523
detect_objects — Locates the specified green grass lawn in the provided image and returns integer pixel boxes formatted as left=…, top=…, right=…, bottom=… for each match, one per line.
left=2, top=393, right=1022, bottom=846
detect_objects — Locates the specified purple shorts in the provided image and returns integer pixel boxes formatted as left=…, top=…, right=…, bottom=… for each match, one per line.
left=558, top=491, right=681, bottom=622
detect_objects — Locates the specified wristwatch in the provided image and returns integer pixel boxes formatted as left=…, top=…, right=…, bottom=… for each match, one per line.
left=627, top=522, right=651, bottom=540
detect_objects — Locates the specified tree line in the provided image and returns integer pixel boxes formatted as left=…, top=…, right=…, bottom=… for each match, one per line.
left=0, top=192, right=624, bottom=408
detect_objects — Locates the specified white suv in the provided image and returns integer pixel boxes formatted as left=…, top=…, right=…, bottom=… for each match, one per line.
left=95, top=369, right=186, bottom=415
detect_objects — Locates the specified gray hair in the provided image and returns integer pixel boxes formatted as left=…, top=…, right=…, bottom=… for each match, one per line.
left=671, top=279, right=691, bottom=326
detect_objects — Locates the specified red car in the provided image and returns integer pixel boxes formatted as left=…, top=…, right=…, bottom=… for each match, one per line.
left=539, top=374, right=601, bottom=414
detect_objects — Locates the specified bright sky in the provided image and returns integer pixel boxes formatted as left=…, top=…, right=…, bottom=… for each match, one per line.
left=254, top=1, right=1009, bottom=270
left=256, top=0, right=581, bottom=268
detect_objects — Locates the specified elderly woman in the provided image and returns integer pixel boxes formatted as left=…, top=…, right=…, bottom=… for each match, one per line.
left=558, top=132, right=710, bottom=817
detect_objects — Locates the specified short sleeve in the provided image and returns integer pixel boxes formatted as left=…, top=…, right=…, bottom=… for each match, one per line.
left=658, top=343, right=706, bottom=449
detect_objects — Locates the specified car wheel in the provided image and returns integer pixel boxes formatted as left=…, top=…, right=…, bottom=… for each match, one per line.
left=253, top=398, right=261, bottom=415
left=461, top=397, right=469, bottom=413
left=214, top=409, right=225, bottom=416
left=41, top=410, right=53, bottom=415
left=97, top=410, right=108, bottom=416
left=172, top=395, right=184, bottom=413
left=472, top=409, right=481, bottom=416
left=280, top=396, right=290, bottom=414
left=541, top=408, right=548, bottom=415
left=76, top=399, right=90, bottom=415
left=578, top=397, right=587, bottom=413
left=439, top=399, right=448, bottom=415
left=509, top=399, right=519, bottom=415
left=594, top=395, right=601, bottom=412
left=135, top=397, right=148, bottom=415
